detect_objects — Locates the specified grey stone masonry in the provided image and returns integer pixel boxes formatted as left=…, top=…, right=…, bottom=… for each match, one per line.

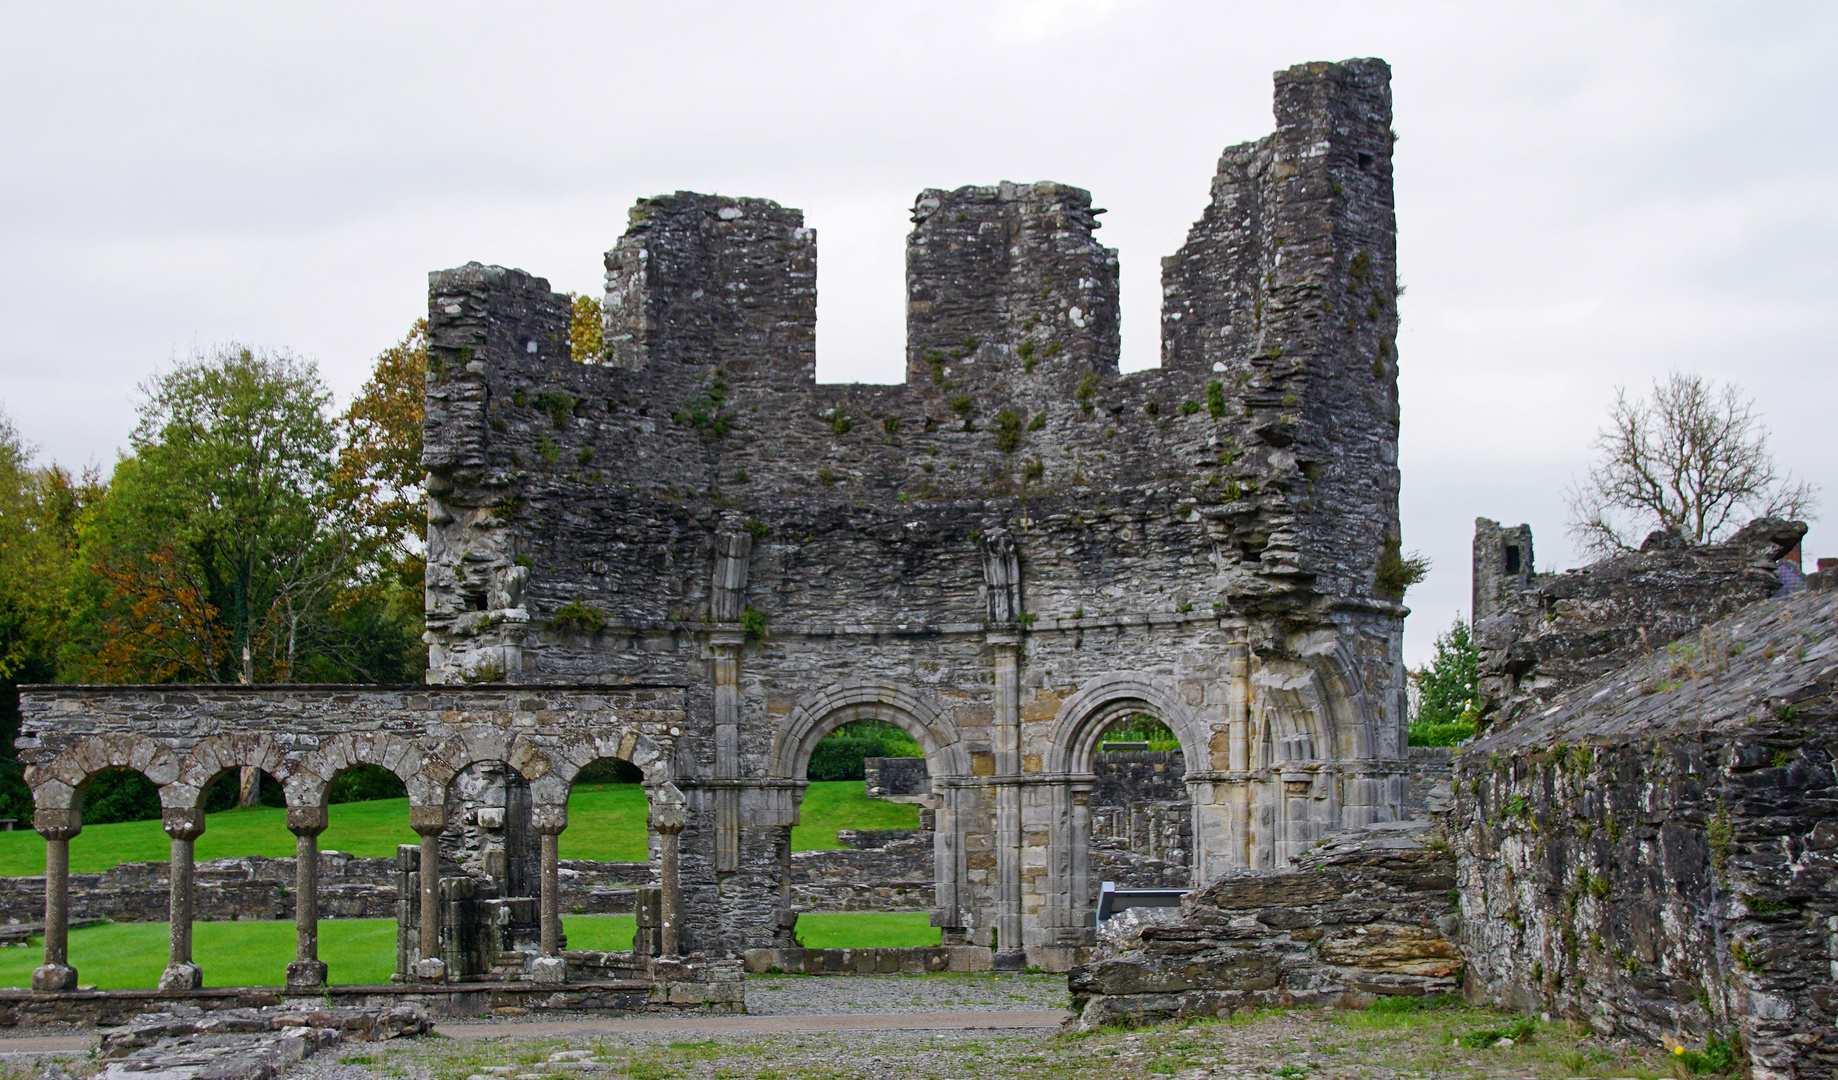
left=1471, top=516, right=1805, bottom=731
left=1068, top=819, right=1460, bottom=1029
left=416, top=58, right=1410, bottom=971
left=14, top=684, right=687, bottom=992
left=1455, top=582, right=1838, bottom=1080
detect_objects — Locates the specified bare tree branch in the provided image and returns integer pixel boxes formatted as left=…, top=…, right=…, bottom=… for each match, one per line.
left=1565, top=372, right=1819, bottom=557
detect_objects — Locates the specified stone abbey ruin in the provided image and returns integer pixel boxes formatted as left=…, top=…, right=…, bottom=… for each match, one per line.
left=13, top=54, right=1838, bottom=1080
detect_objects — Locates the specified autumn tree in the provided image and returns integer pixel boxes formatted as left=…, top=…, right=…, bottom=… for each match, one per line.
left=66, top=345, right=389, bottom=684
left=0, top=412, right=100, bottom=821
left=569, top=292, right=603, bottom=363
left=1567, top=372, right=1819, bottom=556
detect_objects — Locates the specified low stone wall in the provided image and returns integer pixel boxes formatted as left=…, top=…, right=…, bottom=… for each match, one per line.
left=1068, top=821, right=1460, bottom=1029
left=863, top=757, right=928, bottom=802
left=743, top=945, right=992, bottom=975
left=1456, top=586, right=1836, bottom=1080
left=96, top=1003, right=431, bottom=1080
left=0, top=854, right=656, bottom=926
left=789, top=830, right=934, bottom=912
left=0, top=956, right=743, bottom=1027
left=1090, top=750, right=1188, bottom=804
left=1407, top=746, right=1453, bottom=817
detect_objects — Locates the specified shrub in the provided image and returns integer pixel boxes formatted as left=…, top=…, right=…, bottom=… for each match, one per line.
left=807, top=720, right=922, bottom=781
left=548, top=600, right=605, bottom=634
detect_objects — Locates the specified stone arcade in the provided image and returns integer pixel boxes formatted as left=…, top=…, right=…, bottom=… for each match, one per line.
left=18, top=58, right=1409, bottom=990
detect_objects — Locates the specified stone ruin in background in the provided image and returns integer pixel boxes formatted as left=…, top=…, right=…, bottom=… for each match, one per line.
left=18, top=56, right=1418, bottom=1005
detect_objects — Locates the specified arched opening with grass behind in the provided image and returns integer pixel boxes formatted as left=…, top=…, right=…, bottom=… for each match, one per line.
left=792, top=718, right=935, bottom=949
left=1080, top=710, right=1194, bottom=907
left=0, top=762, right=416, bottom=989
left=558, top=756, right=649, bottom=952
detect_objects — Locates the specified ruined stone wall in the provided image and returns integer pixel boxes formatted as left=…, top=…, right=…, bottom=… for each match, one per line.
left=1471, top=516, right=1805, bottom=731
left=418, top=58, right=1409, bottom=968
left=1069, top=820, right=1459, bottom=1029
left=1455, top=584, right=1838, bottom=1080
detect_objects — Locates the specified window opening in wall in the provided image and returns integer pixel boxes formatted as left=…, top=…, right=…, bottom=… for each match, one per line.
left=1085, top=713, right=1191, bottom=907
left=561, top=757, right=649, bottom=953
left=796, top=717, right=933, bottom=948
left=1504, top=544, right=1521, bottom=574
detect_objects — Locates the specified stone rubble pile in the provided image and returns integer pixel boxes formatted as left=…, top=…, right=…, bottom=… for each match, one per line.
left=94, top=1004, right=431, bottom=1080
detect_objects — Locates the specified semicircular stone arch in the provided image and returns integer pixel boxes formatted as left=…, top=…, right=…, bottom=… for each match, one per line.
left=1250, top=650, right=1368, bottom=767
left=1044, top=672, right=1209, bottom=775
left=168, top=733, right=302, bottom=812
left=27, top=734, right=179, bottom=812
left=769, top=680, right=966, bottom=780
left=293, top=733, right=430, bottom=808
left=542, top=729, right=673, bottom=807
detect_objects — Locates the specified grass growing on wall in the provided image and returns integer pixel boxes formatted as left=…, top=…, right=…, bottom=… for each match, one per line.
left=0, top=782, right=922, bottom=876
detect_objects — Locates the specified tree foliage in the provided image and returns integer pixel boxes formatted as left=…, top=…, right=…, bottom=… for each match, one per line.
left=63, top=344, right=424, bottom=685
left=331, top=320, right=427, bottom=590
left=1409, top=618, right=1479, bottom=746
left=569, top=293, right=603, bottom=363
left=1567, top=372, right=1819, bottom=556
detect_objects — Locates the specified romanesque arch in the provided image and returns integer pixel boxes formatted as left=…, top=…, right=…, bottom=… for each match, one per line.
left=292, top=732, right=431, bottom=808
left=543, top=728, right=673, bottom=806
left=1044, top=671, right=1209, bottom=775
left=169, top=733, right=301, bottom=811
left=769, top=679, right=967, bottom=780
left=26, top=734, right=179, bottom=813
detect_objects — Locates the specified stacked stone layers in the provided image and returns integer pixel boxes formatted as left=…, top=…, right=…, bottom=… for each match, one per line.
left=1455, top=584, right=1838, bottom=1080
left=417, top=58, right=1411, bottom=969
left=1069, top=821, right=1459, bottom=1029
left=1471, top=516, right=1805, bottom=731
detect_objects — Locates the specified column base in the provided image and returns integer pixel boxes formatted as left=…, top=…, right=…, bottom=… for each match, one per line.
left=412, top=957, right=448, bottom=983
left=530, top=957, right=568, bottom=984
left=158, top=961, right=203, bottom=990
left=286, top=960, right=328, bottom=990
left=31, top=964, right=77, bottom=992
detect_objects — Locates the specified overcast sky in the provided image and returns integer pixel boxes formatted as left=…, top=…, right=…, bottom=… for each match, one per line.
left=2, top=0, right=1832, bottom=665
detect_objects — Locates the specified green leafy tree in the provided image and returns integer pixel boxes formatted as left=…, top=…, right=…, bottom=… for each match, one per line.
left=0, top=411, right=100, bottom=822
left=65, top=345, right=405, bottom=684
left=1409, top=618, right=1479, bottom=746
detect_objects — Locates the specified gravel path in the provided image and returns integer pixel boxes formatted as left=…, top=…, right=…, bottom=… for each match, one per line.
left=0, top=977, right=1678, bottom=1080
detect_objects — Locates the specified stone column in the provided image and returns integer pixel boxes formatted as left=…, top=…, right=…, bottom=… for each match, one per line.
left=988, top=632, right=1024, bottom=964
left=286, top=805, right=328, bottom=990
left=159, top=808, right=206, bottom=990
left=707, top=629, right=745, bottom=874
left=32, top=809, right=79, bottom=992
left=409, top=804, right=447, bottom=982
left=530, top=804, right=567, bottom=984
left=647, top=783, right=687, bottom=957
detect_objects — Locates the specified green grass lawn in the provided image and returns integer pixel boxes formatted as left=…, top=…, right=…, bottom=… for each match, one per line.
left=0, top=918, right=400, bottom=989
left=0, top=913, right=937, bottom=988
left=0, top=781, right=921, bottom=876
left=791, top=912, right=937, bottom=948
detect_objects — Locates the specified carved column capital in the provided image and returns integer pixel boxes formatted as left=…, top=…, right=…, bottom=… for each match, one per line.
left=162, top=808, right=206, bottom=841
left=287, top=805, right=330, bottom=837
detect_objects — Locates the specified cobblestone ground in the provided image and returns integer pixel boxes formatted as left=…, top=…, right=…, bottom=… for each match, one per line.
left=298, top=979, right=1673, bottom=1080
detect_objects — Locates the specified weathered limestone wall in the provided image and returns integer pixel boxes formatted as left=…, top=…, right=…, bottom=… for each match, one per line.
left=1069, top=820, right=1459, bottom=1029
left=1455, top=584, right=1838, bottom=1080
left=417, top=58, right=1411, bottom=969
left=1471, top=516, right=1805, bottom=732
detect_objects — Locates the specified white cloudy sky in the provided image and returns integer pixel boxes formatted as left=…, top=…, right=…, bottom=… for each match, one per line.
left=2, top=0, right=1833, bottom=665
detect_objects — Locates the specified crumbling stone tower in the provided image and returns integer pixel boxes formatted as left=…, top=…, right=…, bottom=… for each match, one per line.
left=422, top=58, right=1406, bottom=969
